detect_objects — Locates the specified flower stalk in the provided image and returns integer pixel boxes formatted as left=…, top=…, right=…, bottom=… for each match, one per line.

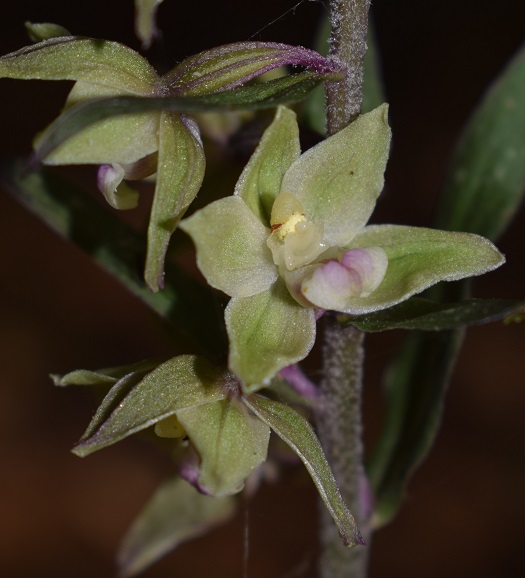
left=318, top=0, right=373, bottom=576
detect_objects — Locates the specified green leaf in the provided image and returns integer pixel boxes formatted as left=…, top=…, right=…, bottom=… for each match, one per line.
left=118, top=476, right=235, bottom=577
left=344, top=297, right=525, bottom=332
left=243, top=395, right=362, bottom=547
left=235, top=105, right=300, bottom=225
left=73, top=355, right=229, bottom=457
left=0, top=36, right=158, bottom=93
left=31, top=72, right=328, bottom=165
left=51, top=359, right=160, bottom=387
left=342, top=224, right=504, bottom=314
left=180, top=196, right=277, bottom=298
left=0, top=161, right=225, bottom=354
left=438, top=41, right=525, bottom=241
left=164, top=42, right=339, bottom=97
left=176, top=398, right=270, bottom=496
left=134, top=0, right=164, bottom=50
left=25, top=22, right=71, bottom=43
left=145, top=114, right=205, bottom=292
left=281, top=104, right=391, bottom=247
left=367, top=329, right=465, bottom=526
left=225, top=279, right=316, bottom=391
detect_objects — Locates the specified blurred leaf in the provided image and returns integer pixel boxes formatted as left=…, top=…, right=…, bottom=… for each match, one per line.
left=438, top=41, right=525, bottom=239
left=176, top=398, right=270, bottom=496
left=367, top=328, right=465, bottom=526
left=369, top=41, right=525, bottom=527
left=134, top=0, right=164, bottom=49
left=118, top=476, right=235, bottom=577
left=243, top=395, right=363, bottom=547
left=345, top=297, right=525, bottom=332
left=32, top=72, right=331, bottom=165
left=73, top=355, right=229, bottom=457
left=0, top=161, right=225, bottom=354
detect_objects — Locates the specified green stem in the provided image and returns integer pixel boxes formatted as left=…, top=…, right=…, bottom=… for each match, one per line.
left=316, top=1, right=372, bottom=577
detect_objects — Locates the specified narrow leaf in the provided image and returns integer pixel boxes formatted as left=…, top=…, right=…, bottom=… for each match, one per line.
left=31, top=72, right=329, bottom=165
left=145, top=114, right=205, bottom=292
left=118, top=476, right=235, bottom=577
left=73, top=355, right=229, bottom=457
left=243, top=395, right=363, bottom=547
left=1, top=162, right=225, bottom=354
left=345, top=297, right=525, bottom=332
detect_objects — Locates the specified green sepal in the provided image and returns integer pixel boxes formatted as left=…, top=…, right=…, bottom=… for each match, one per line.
left=235, top=105, right=300, bottom=226
left=180, top=196, right=277, bottom=298
left=51, top=359, right=160, bottom=387
left=73, top=355, right=229, bottom=457
left=342, top=225, right=504, bottom=314
left=25, top=22, right=71, bottom=43
left=344, top=297, right=525, bottom=332
left=145, top=113, right=205, bottom=292
left=0, top=36, right=158, bottom=92
left=118, top=476, right=235, bottom=577
left=176, top=398, right=270, bottom=496
left=281, top=104, right=391, bottom=247
left=243, top=395, right=363, bottom=547
left=225, top=279, right=316, bottom=392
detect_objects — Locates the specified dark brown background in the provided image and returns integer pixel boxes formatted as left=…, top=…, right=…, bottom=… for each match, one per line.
left=1, top=1, right=524, bottom=577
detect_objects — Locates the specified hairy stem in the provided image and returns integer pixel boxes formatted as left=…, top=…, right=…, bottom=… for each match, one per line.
left=315, top=319, right=371, bottom=578
left=326, top=0, right=372, bottom=134
left=316, top=1, right=372, bottom=577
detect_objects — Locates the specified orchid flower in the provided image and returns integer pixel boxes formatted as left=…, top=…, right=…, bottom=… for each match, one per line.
left=0, top=32, right=339, bottom=291
left=181, top=105, right=505, bottom=391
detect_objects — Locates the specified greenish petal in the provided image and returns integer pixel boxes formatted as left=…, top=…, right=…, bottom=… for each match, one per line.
left=243, top=395, right=362, bottom=547
left=118, top=476, right=235, bottom=577
left=25, top=22, right=71, bottom=43
left=0, top=37, right=158, bottom=93
left=235, top=105, right=300, bottom=225
left=134, top=0, right=164, bottom=50
left=338, top=224, right=505, bottom=314
left=225, top=279, right=316, bottom=391
left=145, top=113, right=206, bottom=292
left=281, top=104, right=391, bottom=247
left=73, top=355, right=229, bottom=457
left=176, top=398, right=270, bottom=496
left=180, top=196, right=277, bottom=298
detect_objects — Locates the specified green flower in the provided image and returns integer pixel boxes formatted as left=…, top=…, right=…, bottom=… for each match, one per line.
left=0, top=34, right=339, bottom=291
left=181, top=104, right=505, bottom=390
